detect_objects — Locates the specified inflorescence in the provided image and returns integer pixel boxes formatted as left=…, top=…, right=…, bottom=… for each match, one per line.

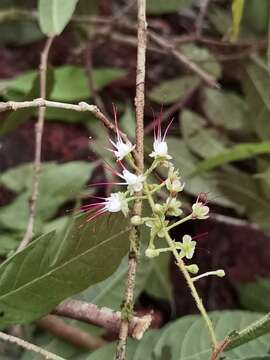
left=85, top=113, right=225, bottom=283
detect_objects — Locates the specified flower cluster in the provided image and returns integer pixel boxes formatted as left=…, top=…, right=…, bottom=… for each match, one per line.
left=85, top=111, right=225, bottom=282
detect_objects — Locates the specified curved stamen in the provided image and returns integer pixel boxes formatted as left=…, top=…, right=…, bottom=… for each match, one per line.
left=163, top=117, right=174, bottom=141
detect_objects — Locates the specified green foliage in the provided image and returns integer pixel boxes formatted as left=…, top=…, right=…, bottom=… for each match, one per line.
left=0, top=212, right=131, bottom=326
left=180, top=44, right=222, bottom=78
left=86, top=311, right=270, bottom=359
left=149, top=76, right=199, bottom=105
left=146, top=0, right=192, bottom=15
left=243, top=64, right=270, bottom=140
left=0, top=161, right=94, bottom=232
left=202, top=88, right=247, bottom=131
left=193, top=142, right=270, bottom=174
left=4, top=65, right=126, bottom=102
left=144, top=252, right=172, bottom=301
left=38, top=0, right=79, bottom=35
left=230, top=0, right=246, bottom=41
left=0, top=68, right=54, bottom=135
left=236, top=279, right=270, bottom=312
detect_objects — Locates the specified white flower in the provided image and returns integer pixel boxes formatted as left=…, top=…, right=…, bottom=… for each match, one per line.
left=165, top=167, right=185, bottom=194
left=108, top=106, right=135, bottom=160
left=145, top=216, right=168, bottom=238
left=104, top=192, right=129, bottom=216
left=150, top=138, right=171, bottom=159
left=120, top=169, right=145, bottom=194
left=179, top=234, right=196, bottom=259
left=109, top=138, right=135, bottom=161
left=165, top=197, right=183, bottom=217
left=192, top=202, right=209, bottom=219
left=149, top=117, right=173, bottom=159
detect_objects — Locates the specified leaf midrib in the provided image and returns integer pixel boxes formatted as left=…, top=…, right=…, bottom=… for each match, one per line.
left=0, top=226, right=130, bottom=302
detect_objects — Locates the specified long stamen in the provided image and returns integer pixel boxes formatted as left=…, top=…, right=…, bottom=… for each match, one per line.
left=157, top=106, right=163, bottom=140
left=112, top=103, right=121, bottom=141
left=86, top=209, right=106, bottom=222
left=192, top=232, right=209, bottom=241
left=163, top=117, right=174, bottom=141
left=87, top=181, right=124, bottom=187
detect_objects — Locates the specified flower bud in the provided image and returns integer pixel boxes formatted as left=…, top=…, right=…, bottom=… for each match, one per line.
left=186, top=264, right=199, bottom=274
left=154, top=204, right=163, bottom=214
left=215, top=269, right=225, bottom=278
left=145, top=248, right=160, bottom=258
left=131, top=215, right=144, bottom=226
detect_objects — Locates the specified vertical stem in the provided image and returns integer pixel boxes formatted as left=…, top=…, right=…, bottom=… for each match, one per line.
left=115, top=1, right=147, bottom=359
left=164, top=232, right=217, bottom=347
left=17, top=36, right=54, bottom=252
left=144, top=185, right=217, bottom=348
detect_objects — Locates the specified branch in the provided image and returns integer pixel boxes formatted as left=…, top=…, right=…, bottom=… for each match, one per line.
left=148, top=31, right=219, bottom=88
left=0, top=330, right=64, bottom=360
left=16, top=36, right=54, bottom=252
left=38, top=315, right=106, bottom=351
left=54, top=299, right=152, bottom=340
left=116, top=2, right=147, bottom=358
left=0, top=98, right=131, bottom=146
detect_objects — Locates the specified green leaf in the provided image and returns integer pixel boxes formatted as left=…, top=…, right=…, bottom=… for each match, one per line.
left=83, top=340, right=137, bottom=360
left=20, top=332, right=84, bottom=360
left=192, top=142, right=270, bottom=175
left=145, top=252, right=172, bottom=302
left=165, top=138, right=242, bottom=210
left=0, top=21, right=43, bottom=46
left=236, top=279, right=270, bottom=312
left=243, top=0, right=270, bottom=34
left=180, top=110, right=227, bottom=159
left=38, top=0, right=79, bottom=35
left=133, top=330, right=162, bottom=360
left=149, top=76, right=199, bottom=105
left=230, top=0, right=245, bottom=41
left=243, top=64, right=270, bottom=140
left=211, top=167, right=270, bottom=232
left=0, top=212, right=131, bottom=325
left=180, top=44, right=222, bottom=78
left=146, top=0, right=192, bottom=15
left=154, top=311, right=270, bottom=360
left=0, top=162, right=94, bottom=231
left=5, top=65, right=126, bottom=102
left=120, top=106, right=135, bottom=141
left=202, top=88, right=247, bottom=131
left=0, top=68, right=54, bottom=135
left=79, top=253, right=152, bottom=310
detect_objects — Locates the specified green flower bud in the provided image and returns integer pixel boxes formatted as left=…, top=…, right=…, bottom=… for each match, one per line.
left=154, top=204, right=163, bottom=214
left=186, top=264, right=199, bottom=274
left=145, top=248, right=160, bottom=258
left=131, top=215, right=143, bottom=226
left=215, top=269, right=225, bottom=278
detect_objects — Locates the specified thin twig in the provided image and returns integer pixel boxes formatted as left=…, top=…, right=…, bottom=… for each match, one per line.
left=54, top=299, right=152, bottom=340
left=0, top=330, right=64, bottom=360
left=38, top=315, right=106, bottom=351
left=116, top=1, right=147, bottom=359
left=16, top=36, right=54, bottom=252
left=0, top=98, right=131, bottom=146
left=195, top=0, right=211, bottom=37
left=148, top=30, right=219, bottom=88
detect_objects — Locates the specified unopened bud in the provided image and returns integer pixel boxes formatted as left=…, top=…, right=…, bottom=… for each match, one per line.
left=215, top=269, right=225, bottom=278
left=131, top=215, right=143, bottom=226
left=186, top=264, right=199, bottom=274
left=154, top=204, right=163, bottom=214
left=145, top=248, right=160, bottom=258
